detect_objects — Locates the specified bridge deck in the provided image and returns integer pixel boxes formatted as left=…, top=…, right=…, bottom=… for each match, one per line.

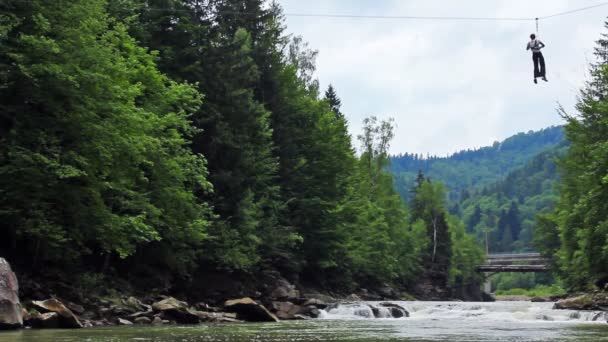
left=477, top=265, right=549, bottom=272
left=477, top=253, right=549, bottom=273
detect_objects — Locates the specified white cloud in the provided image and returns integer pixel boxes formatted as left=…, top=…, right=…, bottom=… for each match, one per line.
left=280, top=0, right=607, bottom=154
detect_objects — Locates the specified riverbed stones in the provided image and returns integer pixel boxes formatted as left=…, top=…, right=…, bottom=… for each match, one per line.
left=302, top=298, right=327, bottom=309
left=379, top=303, right=409, bottom=318
left=134, top=316, right=152, bottom=324
left=0, top=258, right=22, bottom=329
left=270, top=279, right=300, bottom=300
left=32, top=298, right=83, bottom=328
left=152, top=297, right=188, bottom=312
left=224, top=297, right=279, bottom=322
left=271, top=301, right=302, bottom=320
left=27, top=312, right=60, bottom=329
left=117, top=318, right=133, bottom=325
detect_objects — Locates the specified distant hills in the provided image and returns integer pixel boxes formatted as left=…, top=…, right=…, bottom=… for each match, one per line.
left=390, top=126, right=567, bottom=252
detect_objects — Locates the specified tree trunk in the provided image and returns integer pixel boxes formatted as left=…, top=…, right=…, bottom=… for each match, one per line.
left=432, top=217, right=438, bottom=263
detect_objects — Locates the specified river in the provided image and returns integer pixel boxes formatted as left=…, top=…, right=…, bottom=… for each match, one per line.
left=1, top=301, right=607, bottom=341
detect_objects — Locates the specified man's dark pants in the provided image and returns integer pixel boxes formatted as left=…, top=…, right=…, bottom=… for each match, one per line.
left=533, top=52, right=546, bottom=78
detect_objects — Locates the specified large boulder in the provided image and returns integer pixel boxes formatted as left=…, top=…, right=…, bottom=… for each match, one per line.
left=32, top=299, right=83, bottom=328
left=378, top=285, right=400, bottom=299
left=554, top=293, right=608, bottom=311
left=152, top=297, right=200, bottom=324
left=224, top=298, right=279, bottom=322
left=379, top=303, right=409, bottom=318
left=270, top=279, right=299, bottom=300
left=302, top=298, right=327, bottom=309
left=27, top=312, right=60, bottom=329
left=271, top=301, right=302, bottom=320
left=117, top=318, right=133, bottom=326
left=0, top=258, right=22, bottom=329
left=554, top=295, right=595, bottom=310
left=152, top=297, right=188, bottom=312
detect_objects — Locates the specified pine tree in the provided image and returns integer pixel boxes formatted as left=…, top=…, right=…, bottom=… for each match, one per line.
left=536, top=21, right=608, bottom=289
left=324, top=84, right=343, bottom=118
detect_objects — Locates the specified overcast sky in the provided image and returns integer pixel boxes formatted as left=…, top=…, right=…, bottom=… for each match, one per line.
left=279, top=0, right=607, bottom=155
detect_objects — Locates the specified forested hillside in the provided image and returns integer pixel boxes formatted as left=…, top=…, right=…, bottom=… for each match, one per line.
left=0, top=0, right=482, bottom=301
left=534, top=22, right=608, bottom=291
left=457, top=144, right=567, bottom=253
left=390, top=127, right=566, bottom=254
left=391, top=126, right=564, bottom=202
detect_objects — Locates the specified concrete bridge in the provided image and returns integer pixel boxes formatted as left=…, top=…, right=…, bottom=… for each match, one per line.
left=477, top=253, right=550, bottom=293
left=477, top=253, right=550, bottom=273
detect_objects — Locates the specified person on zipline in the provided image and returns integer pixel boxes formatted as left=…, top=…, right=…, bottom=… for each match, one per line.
left=527, top=33, right=547, bottom=84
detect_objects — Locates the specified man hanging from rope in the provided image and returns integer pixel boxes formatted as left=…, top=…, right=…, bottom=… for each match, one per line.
left=527, top=33, right=548, bottom=84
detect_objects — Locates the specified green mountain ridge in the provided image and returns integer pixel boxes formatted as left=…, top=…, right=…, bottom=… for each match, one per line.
left=390, top=126, right=567, bottom=252
left=390, top=126, right=565, bottom=203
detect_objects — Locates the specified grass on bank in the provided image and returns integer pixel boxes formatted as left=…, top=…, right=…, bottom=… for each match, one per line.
left=495, top=284, right=567, bottom=298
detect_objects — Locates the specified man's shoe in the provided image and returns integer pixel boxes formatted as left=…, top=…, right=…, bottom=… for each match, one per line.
left=534, top=78, right=538, bottom=84
left=542, top=77, right=548, bottom=82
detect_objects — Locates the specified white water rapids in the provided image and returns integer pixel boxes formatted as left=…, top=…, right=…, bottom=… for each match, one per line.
left=313, top=301, right=608, bottom=341
left=320, top=301, right=608, bottom=323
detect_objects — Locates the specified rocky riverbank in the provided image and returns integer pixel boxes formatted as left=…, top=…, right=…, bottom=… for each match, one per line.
left=0, top=257, right=415, bottom=330
left=0, top=256, right=497, bottom=331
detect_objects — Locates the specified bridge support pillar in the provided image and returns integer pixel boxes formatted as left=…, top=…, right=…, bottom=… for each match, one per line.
left=483, top=273, right=492, bottom=293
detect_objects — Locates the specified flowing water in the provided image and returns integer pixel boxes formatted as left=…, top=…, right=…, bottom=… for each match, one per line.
left=1, top=301, right=607, bottom=341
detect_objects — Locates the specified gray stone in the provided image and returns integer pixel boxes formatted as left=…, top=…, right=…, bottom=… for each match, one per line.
left=117, top=318, right=133, bottom=325
left=302, top=298, right=327, bottom=309
left=270, top=279, right=300, bottom=300
left=152, top=297, right=188, bottom=312
left=271, top=301, right=302, bottom=320
left=32, top=298, right=82, bottom=328
left=379, top=303, right=409, bottom=318
left=133, top=317, right=152, bottom=324
left=224, top=297, right=279, bottom=322
left=27, top=312, right=60, bottom=329
left=0, top=258, right=22, bottom=329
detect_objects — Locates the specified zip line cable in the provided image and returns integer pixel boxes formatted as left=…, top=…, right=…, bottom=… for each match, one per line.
left=7, top=0, right=608, bottom=23
left=538, top=1, right=608, bottom=20
left=280, top=13, right=533, bottom=21
left=281, top=1, right=608, bottom=22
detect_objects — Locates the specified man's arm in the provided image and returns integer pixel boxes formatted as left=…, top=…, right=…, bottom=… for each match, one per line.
left=539, top=41, right=546, bottom=49
left=526, top=42, right=531, bottom=50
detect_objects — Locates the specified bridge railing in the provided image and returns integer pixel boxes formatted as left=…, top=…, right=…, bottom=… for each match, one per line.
left=486, top=252, right=542, bottom=259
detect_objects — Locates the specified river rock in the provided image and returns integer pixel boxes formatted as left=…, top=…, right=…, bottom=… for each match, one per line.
left=123, top=297, right=149, bottom=313
left=379, top=303, right=409, bottom=318
left=345, top=294, right=362, bottom=301
left=378, top=285, right=400, bottom=299
left=270, top=279, right=300, bottom=300
left=224, top=297, right=279, bottom=322
left=27, top=312, right=60, bottom=329
left=117, top=318, right=133, bottom=325
left=152, top=297, right=188, bottom=312
left=0, top=258, right=22, bottom=329
left=298, top=305, right=321, bottom=318
left=302, top=292, right=337, bottom=303
left=32, top=298, right=83, bottom=328
left=302, top=298, right=327, bottom=309
left=271, top=301, right=302, bottom=320
left=150, top=297, right=200, bottom=324
left=553, top=294, right=607, bottom=311
left=162, top=308, right=201, bottom=325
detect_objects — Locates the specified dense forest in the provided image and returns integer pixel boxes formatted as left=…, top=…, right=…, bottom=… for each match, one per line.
left=391, top=126, right=564, bottom=202
left=391, top=128, right=566, bottom=254
left=534, top=21, right=608, bottom=291
left=0, top=0, right=482, bottom=300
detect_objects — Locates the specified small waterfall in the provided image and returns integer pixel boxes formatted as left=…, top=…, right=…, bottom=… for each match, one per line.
left=319, top=302, right=409, bottom=320
left=319, top=301, right=608, bottom=323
